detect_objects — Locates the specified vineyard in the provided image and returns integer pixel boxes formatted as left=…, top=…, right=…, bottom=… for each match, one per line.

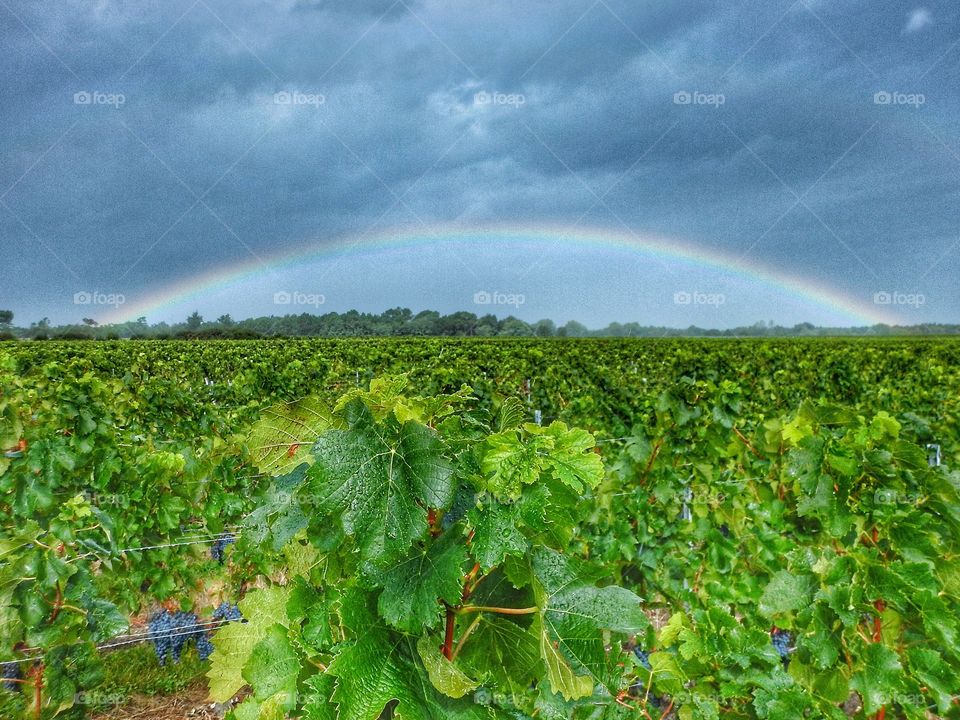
left=1, top=338, right=959, bottom=720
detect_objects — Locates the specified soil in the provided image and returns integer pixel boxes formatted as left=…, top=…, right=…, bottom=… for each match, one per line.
left=91, top=684, right=241, bottom=720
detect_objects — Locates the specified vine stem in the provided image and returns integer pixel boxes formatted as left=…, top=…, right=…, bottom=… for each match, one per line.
left=457, top=605, right=538, bottom=616
left=33, top=663, right=43, bottom=720
left=442, top=605, right=456, bottom=660
left=639, top=437, right=664, bottom=484
left=732, top=426, right=763, bottom=458
left=871, top=525, right=886, bottom=720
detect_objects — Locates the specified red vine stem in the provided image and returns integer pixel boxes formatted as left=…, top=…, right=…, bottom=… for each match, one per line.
left=442, top=605, right=456, bottom=660
left=732, top=426, right=763, bottom=458
left=871, top=525, right=886, bottom=720
left=639, top=437, right=664, bottom=484
left=33, top=663, right=43, bottom=720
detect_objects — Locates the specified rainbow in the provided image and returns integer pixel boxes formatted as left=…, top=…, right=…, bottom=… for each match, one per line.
left=106, top=223, right=897, bottom=325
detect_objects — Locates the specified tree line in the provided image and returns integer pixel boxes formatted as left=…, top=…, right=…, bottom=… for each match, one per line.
left=1, top=308, right=958, bottom=340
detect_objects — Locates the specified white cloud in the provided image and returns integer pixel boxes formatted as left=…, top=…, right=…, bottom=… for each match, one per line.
left=904, top=8, right=933, bottom=34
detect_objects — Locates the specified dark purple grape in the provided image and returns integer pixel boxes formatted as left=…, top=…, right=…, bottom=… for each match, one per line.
left=196, top=635, right=214, bottom=661
left=633, top=647, right=652, bottom=671
left=212, top=602, right=242, bottom=623
left=771, top=629, right=793, bottom=666
left=148, top=611, right=174, bottom=665
left=210, top=536, right=236, bottom=564
left=2, top=662, right=21, bottom=692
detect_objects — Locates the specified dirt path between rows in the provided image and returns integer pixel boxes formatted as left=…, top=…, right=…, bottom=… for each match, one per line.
left=91, top=684, right=232, bottom=720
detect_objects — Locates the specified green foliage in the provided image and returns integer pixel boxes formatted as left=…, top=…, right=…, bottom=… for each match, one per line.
left=585, top=386, right=960, bottom=719
left=209, top=378, right=641, bottom=718
left=2, top=338, right=959, bottom=718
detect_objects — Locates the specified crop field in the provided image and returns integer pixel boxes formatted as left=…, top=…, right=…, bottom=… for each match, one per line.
left=1, top=338, right=959, bottom=720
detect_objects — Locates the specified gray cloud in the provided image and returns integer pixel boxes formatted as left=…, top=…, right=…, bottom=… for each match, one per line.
left=1, top=0, right=959, bottom=326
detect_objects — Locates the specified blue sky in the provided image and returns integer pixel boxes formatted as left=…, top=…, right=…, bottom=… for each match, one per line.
left=1, top=0, right=958, bottom=327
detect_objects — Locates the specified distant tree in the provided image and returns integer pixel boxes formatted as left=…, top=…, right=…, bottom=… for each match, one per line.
left=474, top=314, right=498, bottom=337
left=439, top=311, right=478, bottom=336
left=561, top=320, right=588, bottom=337
left=498, top=317, right=532, bottom=336
left=136, top=316, right=148, bottom=326
left=82, top=318, right=98, bottom=327
left=186, top=311, right=203, bottom=331
left=407, top=310, right=441, bottom=336
left=532, top=319, right=555, bottom=337
left=0, top=310, right=12, bottom=326
left=217, top=314, right=234, bottom=327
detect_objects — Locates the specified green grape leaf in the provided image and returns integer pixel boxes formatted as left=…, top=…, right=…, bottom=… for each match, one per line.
left=208, top=586, right=291, bottom=702
left=242, top=624, right=300, bottom=707
left=538, top=422, right=605, bottom=495
left=374, top=532, right=467, bottom=634
left=759, top=570, right=815, bottom=617
left=300, top=673, right=338, bottom=720
left=458, top=615, right=541, bottom=697
left=850, top=643, right=903, bottom=715
left=534, top=614, right=594, bottom=701
left=530, top=547, right=648, bottom=698
left=328, top=629, right=419, bottom=720
left=83, top=597, right=128, bottom=642
left=248, top=396, right=335, bottom=476
left=467, top=499, right=528, bottom=571
left=416, top=634, right=478, bottom=699
left=906, top=647, right=955, bottom=714
left=308, top=401, right=454, bottom=565
left=481, top=422, right=603, bottom=501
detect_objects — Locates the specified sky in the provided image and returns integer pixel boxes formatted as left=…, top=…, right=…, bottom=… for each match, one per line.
left=1, top=0, right=958, bottom=328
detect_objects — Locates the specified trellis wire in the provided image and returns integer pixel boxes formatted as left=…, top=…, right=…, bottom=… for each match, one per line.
left=0, top=618, right=235, bottom=667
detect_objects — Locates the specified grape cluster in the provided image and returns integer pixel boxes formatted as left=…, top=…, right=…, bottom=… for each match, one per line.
left=210, top=535, right=236, bottom=564
left=771, top=629, right=793, bottom=666
left=2, top=662, right=21, bottom=692
left=212, top=602, right=242, bottom=623
left=148, top=610, right=205, bottom=665
left=633, top=646, right=652, bottom=671
left=196, top=634, right=214, bottom=661
left=148, top=603, right=244, bottom=665
left=629, top=647, right=666, bottom=709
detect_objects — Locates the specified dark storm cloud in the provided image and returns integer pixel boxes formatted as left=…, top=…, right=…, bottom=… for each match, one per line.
left=1, top=0, right=959, bottom=324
